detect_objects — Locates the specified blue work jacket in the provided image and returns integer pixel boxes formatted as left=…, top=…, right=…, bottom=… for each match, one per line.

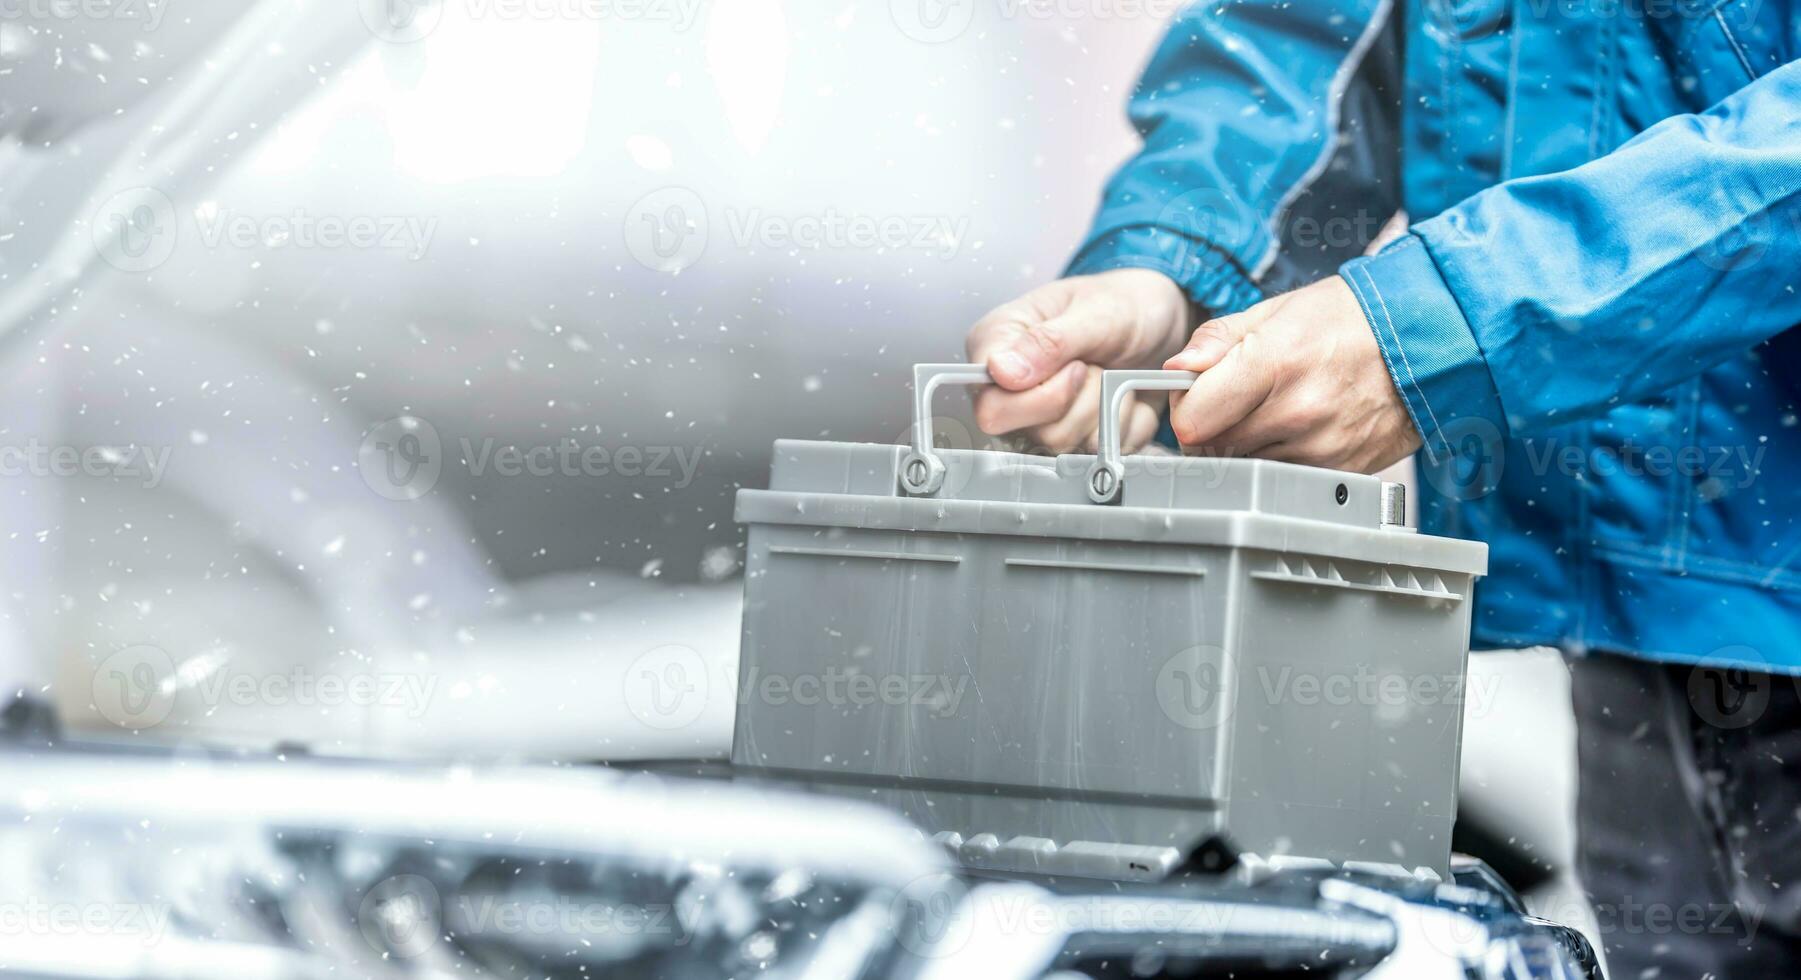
left=1071, top=0, right=1801, bottom=670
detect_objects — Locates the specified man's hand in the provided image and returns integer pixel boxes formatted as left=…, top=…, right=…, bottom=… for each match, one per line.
left=1163, top=275, right=1421, bottom=473
left=966, top=269, right=1195, bottom=453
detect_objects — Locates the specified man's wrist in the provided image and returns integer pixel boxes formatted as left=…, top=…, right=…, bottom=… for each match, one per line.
left=1339, top=235, right=1510, bottom=466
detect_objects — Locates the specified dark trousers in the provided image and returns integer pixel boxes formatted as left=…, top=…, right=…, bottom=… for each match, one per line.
left=1572, top=651, right=1801, bottom=978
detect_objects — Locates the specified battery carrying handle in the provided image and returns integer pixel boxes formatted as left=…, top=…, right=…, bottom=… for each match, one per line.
left=899, top=363, right=1202, bottom=504
left=901, top=363, right=993, bottom=495
left=1087, top=370, right=1198, bottom=504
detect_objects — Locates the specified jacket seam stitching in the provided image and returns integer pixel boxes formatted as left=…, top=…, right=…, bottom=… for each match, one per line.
left=1587, top=15, right=1615, bottom=158
left=1342, top=262, right=1435, bottom=463
left=1487, top=630, right=1793, bottom=669
left=1356, top=258, right=1447, bottom=446
left=1601, top=539, right=1797, bottom=583
left=1670, top=380, right=1703, bottom=569
left=1594, top=540, right=1801, bottom=591
left=1574, top=424, right=1593, bottom=649
left=1691, top=0, right=1744, bottom=18
left=1499, top=13, right=1522, bottom=180
left=1254, top=0, right=1396, bottom=278
left=1713, top=8, right=1759, bottom=79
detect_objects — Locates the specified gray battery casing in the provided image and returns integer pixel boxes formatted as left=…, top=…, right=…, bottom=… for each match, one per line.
left=733, top=439, right=1487, bottom=880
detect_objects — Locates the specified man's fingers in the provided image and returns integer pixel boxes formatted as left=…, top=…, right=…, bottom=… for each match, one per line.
left=1204, top=410, right=1309, bottom=460
left=971, top=361, right=1088, bottom=435
left=1168, top=336, right=1275, bottom=451
left=972, top=306, right=1122, bottom=391
left=966, top=317, right=1039, bottom=389
left=1031, top=365, right=1104, bottom=452
left=1165, top=311, right=1253, bottom=374
left=1120, top=400, right=1161, bottom=453
left=967, top=359, right=1160, bottom=454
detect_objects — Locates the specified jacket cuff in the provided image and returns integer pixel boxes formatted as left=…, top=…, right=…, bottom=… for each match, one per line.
left=1066, top=225, right=1264, bottom=319
left=1339, top=235, right=1509, bottom=466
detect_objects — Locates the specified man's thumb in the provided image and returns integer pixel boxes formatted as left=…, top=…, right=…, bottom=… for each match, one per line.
left=975, top=309, right=1118, bottom=391
left=1164, top=313, right=1250, bottom=373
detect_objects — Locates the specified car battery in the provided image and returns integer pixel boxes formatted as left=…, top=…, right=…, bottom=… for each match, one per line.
left=733, top=364, right=1487, bottom=880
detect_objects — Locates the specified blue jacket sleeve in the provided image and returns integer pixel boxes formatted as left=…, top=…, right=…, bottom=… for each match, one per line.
left=1342, top=59, right=1801, bottom=464
left=1067, top=0, right=1402, bottom=318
